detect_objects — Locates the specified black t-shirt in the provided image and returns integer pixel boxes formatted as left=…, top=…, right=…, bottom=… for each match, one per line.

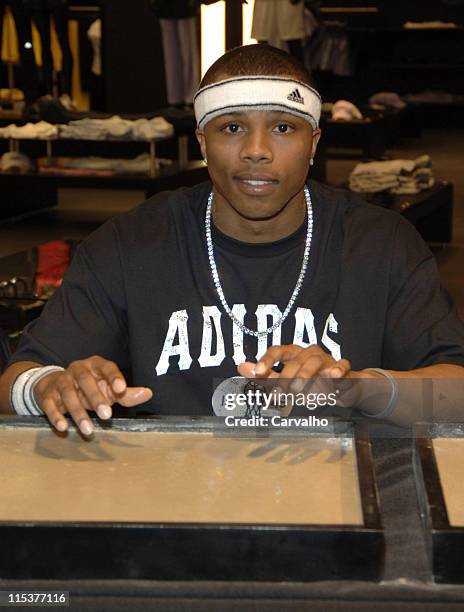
left=9, top=180, right=464, bottom=415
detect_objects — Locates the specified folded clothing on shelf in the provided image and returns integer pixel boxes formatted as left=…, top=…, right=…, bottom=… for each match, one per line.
left=402, top=90, right=455, bottom=105
left=368, top=92, right=407, bottom=110
left=0, top=121, right=58, bottom=139
left=38, top=166, right=115, bottom=177
left=38, top=154, right=173, bottom=175
left=349, top=155, right=435, bottom=194
left=26, top=96, right=195, bottom=135
left=0, top=88, right=24, bottom=103
left=58, top=115, right=174, bottom=140
left=0, top=152, right=33, bottom=173
left=331, top=100, right=363, bottom=122
left=403, top=21, right=458, bottom=29
left=0, top=116, right=174, bottom=141
left=321, top=102, right=334, bottom=114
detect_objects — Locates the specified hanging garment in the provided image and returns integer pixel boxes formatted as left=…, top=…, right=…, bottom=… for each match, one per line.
left=304, top=19, right=354, bottom=77
left=159, top=16, right=199, bottom=106
left=0, top=0, right=40, bottom=102
left=252, top=0, right=305, bottom=42
left=151, top=0, right=197, bottom=19
left=28, top=0, right=73, bottom=95
left=82, top=16, right=103, bottom=110
left=87, top=17, right=100, bottom=76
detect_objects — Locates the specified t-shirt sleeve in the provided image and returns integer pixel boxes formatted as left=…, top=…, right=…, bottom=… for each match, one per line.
left=8, top=221, right=130, bottom=369
left=381, top=217, right=464, bottom=370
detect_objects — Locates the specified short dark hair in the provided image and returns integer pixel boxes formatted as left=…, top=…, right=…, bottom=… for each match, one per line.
left=199, top=44, right=316, bottom=89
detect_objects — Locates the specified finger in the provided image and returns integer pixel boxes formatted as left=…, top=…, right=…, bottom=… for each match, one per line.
left=116, top=387, right=153, bottom=408
left=75, top=387, right=92, bottom=411
left=254, top=345, right=304, bottom=376
left=88, top=356, right=127, bottom=396
left=42, top=391, right=69, bottom=432
left=275, top=357, right=306, bottom=393
left=238, top=361, right=280, bottom=380
left=56, top=375, right=94, bottom=435
left=290, top=351, right=340, bottom=391
left=286, top=360, right=322, bottom=394
left=71, top=363, right=114, bottom=419
left=97, top=379, right=112, bottom=402
left=319, top=358, right=352, bottom=378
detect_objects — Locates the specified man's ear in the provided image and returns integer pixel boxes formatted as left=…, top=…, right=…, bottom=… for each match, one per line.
left=196, top=128, right=206, bottom=159
left=311, top=128, right=322, bottom=159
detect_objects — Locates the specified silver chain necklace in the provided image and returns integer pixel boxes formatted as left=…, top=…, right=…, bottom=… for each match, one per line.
left=205, top=186, right=313, bottom=338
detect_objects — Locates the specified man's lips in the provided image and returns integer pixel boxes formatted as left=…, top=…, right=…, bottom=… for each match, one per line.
left=233, top=174, right=279, bottom=195
left=234, top=174, right=279, bottom=187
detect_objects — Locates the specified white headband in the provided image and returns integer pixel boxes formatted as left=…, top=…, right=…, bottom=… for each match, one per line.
left=194, top=76, right=322, bottom=132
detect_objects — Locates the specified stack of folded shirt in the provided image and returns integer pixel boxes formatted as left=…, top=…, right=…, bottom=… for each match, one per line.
left=58, top=115, right=174, bottom=140
left=0, top=152, right=33, bottom=172
left=62, top=153, right=153, bottom=173
left=0, top=116, right=174, bottom=141
left=349, top=155, right=435, bottom=195
left=403, top=21, right=457, bottom=29
left=331, top=100, right=363, bottom=121
left=38, top=154, right=173, bottom=176
left=0, top=121, right=58, bottom=139
left=402, top=90, right=454, bottom=105
left=368, top=92, right=407, bottom=110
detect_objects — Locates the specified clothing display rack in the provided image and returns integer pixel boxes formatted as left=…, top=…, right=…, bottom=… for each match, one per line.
left=4, top=132, right=189, bottom=177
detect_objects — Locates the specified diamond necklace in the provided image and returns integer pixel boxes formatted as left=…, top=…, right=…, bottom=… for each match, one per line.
left=205, top=186, right=313, bottom=338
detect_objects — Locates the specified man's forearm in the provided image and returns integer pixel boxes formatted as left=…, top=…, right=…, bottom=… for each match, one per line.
left=0, top=361, right=43, bottom=414
left=353, top=364, right=464, bottom=426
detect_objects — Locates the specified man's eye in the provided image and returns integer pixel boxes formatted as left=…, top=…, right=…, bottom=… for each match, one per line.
left=224, top=123, right=242, bottom=133
left=274, top=123, right=293, bottom=134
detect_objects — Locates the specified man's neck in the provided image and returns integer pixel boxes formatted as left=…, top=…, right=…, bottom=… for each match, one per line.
left=212, top=191, right=306, bottom=243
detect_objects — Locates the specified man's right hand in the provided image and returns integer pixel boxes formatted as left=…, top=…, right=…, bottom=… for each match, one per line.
left=33, top=356, right=152, bottom=435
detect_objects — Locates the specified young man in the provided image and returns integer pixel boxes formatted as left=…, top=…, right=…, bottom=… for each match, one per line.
left=1, top=44, right=463, bottom=434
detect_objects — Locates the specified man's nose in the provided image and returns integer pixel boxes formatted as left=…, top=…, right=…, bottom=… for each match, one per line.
left=239, top=129, right=273, bottom=163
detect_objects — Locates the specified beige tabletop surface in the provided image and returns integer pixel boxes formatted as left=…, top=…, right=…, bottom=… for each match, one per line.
left=432, top=437, right=464, bottom=527
left=0, top=427, right=363, bottom=525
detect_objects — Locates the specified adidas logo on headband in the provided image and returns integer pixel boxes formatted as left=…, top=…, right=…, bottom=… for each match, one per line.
left=287, top=89, right=305, bottom=105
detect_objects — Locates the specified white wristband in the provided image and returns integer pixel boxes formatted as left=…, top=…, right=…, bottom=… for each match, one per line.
left=359, top=368, right=399, bottom=420
left=11, top=366, right=65, bottom=416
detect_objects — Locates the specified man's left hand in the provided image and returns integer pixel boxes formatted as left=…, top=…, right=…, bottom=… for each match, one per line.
left=238, top=344, right=352, bottom=394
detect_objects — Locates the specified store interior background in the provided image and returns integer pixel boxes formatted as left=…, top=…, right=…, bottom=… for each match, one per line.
left=0, top=0, right=463, bottom=319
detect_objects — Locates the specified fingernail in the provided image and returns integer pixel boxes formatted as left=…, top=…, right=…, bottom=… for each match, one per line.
left=133, top=388, right=151, bottom=398
left=250, top=369, right=256, bottom=377
left=112, top=378, right=126, bottom=393
left=97, top=404, right=112, bottom=419
left=80, top=419, right=94, bottom=436
left=55, top=419, right=67, bottom=432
